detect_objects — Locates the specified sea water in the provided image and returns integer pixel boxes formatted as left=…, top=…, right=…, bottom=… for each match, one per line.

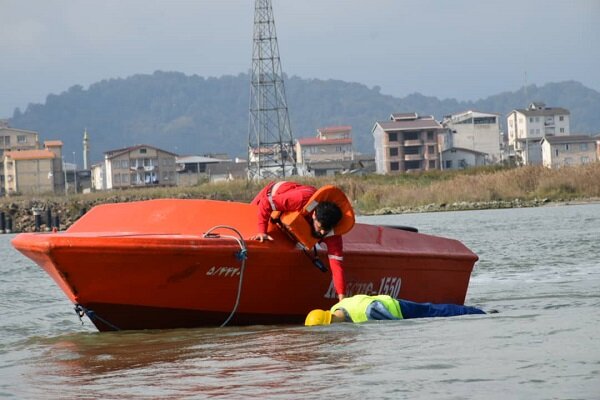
left=1, top=203, right=599, bottom=399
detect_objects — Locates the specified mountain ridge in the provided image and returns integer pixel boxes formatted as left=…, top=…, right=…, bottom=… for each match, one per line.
left=8, top=72, right=600, bottom=165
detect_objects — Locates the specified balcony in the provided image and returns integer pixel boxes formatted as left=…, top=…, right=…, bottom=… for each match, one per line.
left=404, top=139, right=423, bottom=146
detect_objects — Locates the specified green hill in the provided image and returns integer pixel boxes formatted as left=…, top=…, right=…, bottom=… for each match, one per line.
left=8, top=72, right=600, bottom=164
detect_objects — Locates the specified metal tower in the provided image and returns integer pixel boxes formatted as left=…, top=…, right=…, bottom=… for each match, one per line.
left=248, top=0, right=296, bottom=180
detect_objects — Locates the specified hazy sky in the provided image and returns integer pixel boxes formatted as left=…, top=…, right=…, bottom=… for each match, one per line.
left=1, top=0, right=599, bottom=118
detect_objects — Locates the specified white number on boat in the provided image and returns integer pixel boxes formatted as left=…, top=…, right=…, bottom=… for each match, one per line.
left=377, top=277, right=401, bottom=298
left=206, top=266, right=241, bottom=277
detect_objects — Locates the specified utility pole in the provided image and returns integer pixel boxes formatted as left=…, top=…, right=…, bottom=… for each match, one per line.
left=248, top=0, right=296, bottom=180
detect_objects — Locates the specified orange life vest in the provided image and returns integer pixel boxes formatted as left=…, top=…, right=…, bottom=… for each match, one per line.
left=271, top=185, right=355, bottom=250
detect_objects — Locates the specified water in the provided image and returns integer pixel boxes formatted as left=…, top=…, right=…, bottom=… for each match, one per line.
left=1, top=203, right=599, bottom=399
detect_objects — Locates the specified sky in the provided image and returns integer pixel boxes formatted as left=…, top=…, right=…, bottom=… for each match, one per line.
left=1, top=0, right=599, bottom=118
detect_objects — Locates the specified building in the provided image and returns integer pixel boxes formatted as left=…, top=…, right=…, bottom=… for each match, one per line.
left=176, top=155, right=234, bottom=185
left=540, top=135, right=597, bottom=169
left=104, top=145, right=177, bottom=189
left=2, top=140, right=65, bottom=195
left=1, top=123, right=40, bottom=194
left=295, top=126, right=354, bottom=176
left=507, top=102, right=570, bottom=165
left=441, top=110, right=502, bottom=164
left=440, top=147, right=488, bottom=170
left=372, top=113, right=444, bottom=174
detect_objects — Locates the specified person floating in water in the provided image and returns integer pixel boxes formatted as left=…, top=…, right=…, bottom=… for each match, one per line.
left=305, top=294, right=488, bottom=326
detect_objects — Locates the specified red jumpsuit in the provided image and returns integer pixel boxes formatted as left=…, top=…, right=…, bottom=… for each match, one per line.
left=251, top=181, right=346, bottom=297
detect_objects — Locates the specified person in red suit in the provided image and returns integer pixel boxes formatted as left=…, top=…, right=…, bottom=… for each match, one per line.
left=250, top=181, right=354, bottom=301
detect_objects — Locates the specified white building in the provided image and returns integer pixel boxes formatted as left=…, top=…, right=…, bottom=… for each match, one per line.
left=540, top=135, right=597, bottom=169
left=103, top=144, right=177, bottom=189
left=441, top=110, right=502, bottom=164
left=295, top=126, right=354, bottom=176
left=507, top=102, right=570, bottom=165
left=440, top=147, right=488, bottom=170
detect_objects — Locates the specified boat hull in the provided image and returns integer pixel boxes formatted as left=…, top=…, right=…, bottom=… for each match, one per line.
left=11, top=199, right=478, bottom=331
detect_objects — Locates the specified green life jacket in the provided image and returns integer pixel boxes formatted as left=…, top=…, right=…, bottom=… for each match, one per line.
left=331, top=294, right=403, bottom=323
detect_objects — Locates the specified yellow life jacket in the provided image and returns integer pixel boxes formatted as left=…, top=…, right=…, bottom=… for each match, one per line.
left=331, top=295, right=403, bottom=323
left=271, top=185, right=355, bottom=250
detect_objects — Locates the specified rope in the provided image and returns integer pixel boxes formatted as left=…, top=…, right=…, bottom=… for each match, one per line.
left=74, top=304, right=121, bottom=331
left=203, top=225, right=248, bottom=327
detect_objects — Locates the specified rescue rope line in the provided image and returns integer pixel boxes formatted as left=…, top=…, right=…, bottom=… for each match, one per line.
left=203, top=225, right=248, bottom=328
left=74, top=304, right=121, bottom=331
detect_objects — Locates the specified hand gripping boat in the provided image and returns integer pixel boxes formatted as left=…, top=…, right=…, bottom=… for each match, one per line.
left=11, top=199, right=478, bottom=331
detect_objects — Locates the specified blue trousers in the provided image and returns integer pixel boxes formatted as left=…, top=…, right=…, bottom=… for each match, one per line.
left=398, top=299, right=486, bottom=319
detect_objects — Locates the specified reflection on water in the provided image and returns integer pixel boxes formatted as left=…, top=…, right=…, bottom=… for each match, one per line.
left=23, top=325, right=362, bottom=398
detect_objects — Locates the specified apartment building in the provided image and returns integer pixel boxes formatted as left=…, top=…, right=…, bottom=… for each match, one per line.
left=540, top=135, right=597, bottom=169
left=104, top=145, right=177, bottom=189
left=372, top=113, right=444, bottom=174
left=295, top=126, right=354, bottom=176
left=0, top=124, right=40, bottom=194
left=441, top=110, right=502, bottom=164
left=3, top=141, right=65, bottom=195
left=507, top=102, right=570, bottom=165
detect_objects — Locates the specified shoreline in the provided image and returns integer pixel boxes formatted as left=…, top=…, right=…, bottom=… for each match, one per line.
left=2, top=196, right=599, bottom=234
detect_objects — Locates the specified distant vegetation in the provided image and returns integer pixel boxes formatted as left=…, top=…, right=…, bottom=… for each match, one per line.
left=8, top=72, right=600, bottom=164
left=3, top=164, right=599, bottom=232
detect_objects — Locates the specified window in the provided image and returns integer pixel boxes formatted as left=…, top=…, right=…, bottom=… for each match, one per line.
left=404, top=146, right=420, bottom=155
left=560, top=128, right=565, bottom=133
left=3, top=136, right=10, bottom=145
left=17, top=135, right=27, bottom=144
left=428, top=145, right=435, bottom=154
left=445, top=160, right=453, bottom=169
left=529, top=129, right=534, bottom=135
left=388, top=132, right=398, bottom=142
left=389, top=147, right=398, bottom=157
left=405, top=161, right=421, bottom=170
left=581, top=156, right=590, bottom=164
left=559, top=116, right=564, bottom=121
left=390, top=161, right=399, bottom=171
left=428, top=160, right=436, bottom=169
left=529, top=117, right=533, bottom=123
left=114, top=174, right=121, bottom=184
left=427, top=131, right=434, bottom=141
left=140, top=148, right=147, bottom=154
left=535, top=117, right=540, bottom=122
left=121, top=173, right=129, bottom=183
left=121, top=160, right=129, bottom=168
left=555, top=149, right=559, bottom=156
left=474, top=116, right=496, bottom=124
left=404, top=131, right=419, bottom=141
left=566, top=144, right=570, bottom=151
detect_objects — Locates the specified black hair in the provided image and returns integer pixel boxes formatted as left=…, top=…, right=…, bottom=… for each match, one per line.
left=314, top=201, right=343, bottom=231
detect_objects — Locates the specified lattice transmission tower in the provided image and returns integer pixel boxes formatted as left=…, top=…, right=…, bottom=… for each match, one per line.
left=248, top=0, right=296, bottom=180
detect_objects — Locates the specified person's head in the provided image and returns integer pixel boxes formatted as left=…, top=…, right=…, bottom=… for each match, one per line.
left=311, top=201, right=342, bottom=238
left=304, top=309, right=345, bottom=326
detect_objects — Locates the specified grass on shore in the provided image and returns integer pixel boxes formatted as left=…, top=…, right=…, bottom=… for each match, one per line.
left=2, top=163, right=600, bottom=216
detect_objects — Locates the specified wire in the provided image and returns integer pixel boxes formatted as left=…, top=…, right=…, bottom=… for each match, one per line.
left=203, top=225, right=248, bottom=327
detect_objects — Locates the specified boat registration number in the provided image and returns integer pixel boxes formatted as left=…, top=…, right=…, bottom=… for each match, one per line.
left=325, top=276, right=401, bottom=299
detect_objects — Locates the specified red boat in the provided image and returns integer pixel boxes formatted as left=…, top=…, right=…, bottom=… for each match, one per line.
left=11, top=199, right=478, bottom=331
